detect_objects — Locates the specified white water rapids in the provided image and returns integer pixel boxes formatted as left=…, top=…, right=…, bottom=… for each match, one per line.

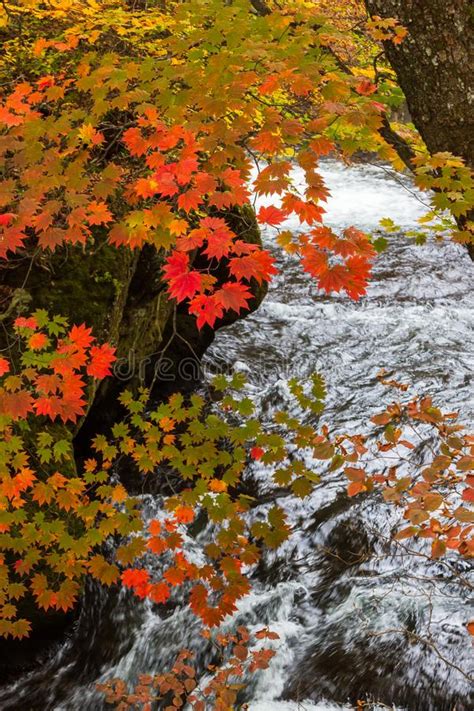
left=1, top=161, right=473, bottom=710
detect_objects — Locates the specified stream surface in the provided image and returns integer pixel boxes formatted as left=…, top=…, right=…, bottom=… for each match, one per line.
left=1, top=161, right=473, bottom=711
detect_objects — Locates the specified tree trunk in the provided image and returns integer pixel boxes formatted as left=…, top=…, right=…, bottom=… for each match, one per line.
left=364, top=0, right=474, bottom=168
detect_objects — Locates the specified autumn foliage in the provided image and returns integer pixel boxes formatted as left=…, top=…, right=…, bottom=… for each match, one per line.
left=1, top=317, right=472, bottom=643
left=0, top=0, right=473, bottom=700
left=0, top=312, right=147, bottom=638
left=99, top=626, right=279, bottom=710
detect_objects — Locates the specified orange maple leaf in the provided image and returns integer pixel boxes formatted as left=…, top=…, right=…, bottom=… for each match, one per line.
left=87, top=201, right=113, bottom=225
left=174, top=505, right=195, bottom=524
left=149, top=581, right=171, bottom=604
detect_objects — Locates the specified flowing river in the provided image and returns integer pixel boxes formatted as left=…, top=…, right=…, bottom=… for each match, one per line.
left=1, top=161, right=473, bottom=710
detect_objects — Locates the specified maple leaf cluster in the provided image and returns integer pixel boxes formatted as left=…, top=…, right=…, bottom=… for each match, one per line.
left=0, top=312, right=115, bottom=424
left=0, top=1, right=404, bottom=333
left=297, top=225, right=377, bottom=300
left=99, top=627, right=279, bottom=710
left=1, top=328, right=473, bottom=642
left=90, top=373, right=473, bottom=643
left=119, top=115, right=277, bottom=328
left=309, top=372, right=474, bottom=559
left=0, top=311, right=138, bottom=639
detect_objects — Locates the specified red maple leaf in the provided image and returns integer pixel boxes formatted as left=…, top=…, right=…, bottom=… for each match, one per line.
left=208, top=190, right=235, bottom=209
left=257, top=205, right=287, bottom=226
left=176, top=226, right=207, bottom=252
left=155, top=169, right=179, bottom=197
left=195, top=172, right=217, bottom=194
left=163, top=251, right=203, bottom=302
left=0, top=357, right=10, bottom=376
left=221, top=167, right=245, bottom=188
left=69, top=323, right=94, bottom=349
left=231, top=240, right=259, bottom=256
left=33, top=396, right=57, bottom=417
left=189, top=294, right=224, bottom=329
left=308, top=226, right=337, bottom=249
left=162, top=251, right=190, bottom=279
left=145, top=151, right=166, bottom=170
left=168, top=270, right=202, bottom=302
left=122, top=127, right=149, bottom=156
left=316, top=264, right=348, bottom=294
left=56, top=394, right=87, bottom=423
left=86, top=343, right=116, bottom=379
left=177, top=189, right=202, bottom=213
left=154, top=125, right=183, bottom=150
left=203, top=224, right=235, bottom=260
left=174, top=158, right=199, bottom=185
left=215, top=282, right=252, bottom=314
left=0, top=212, right=16, bottom=226
left=229, top=249, right=277, bottom=284
left=342, top=227, right=376, bottom=258
left=52, top=345, right=88, bottom=373
left=281, top=194, right=324, bottom=224
left=250, top=446, right=264, bottom=460
left=122, top=568, right=151, bottom=598
left=343, top=255, right=372, bottom=299
left=300, top=244, right=328, bottom=278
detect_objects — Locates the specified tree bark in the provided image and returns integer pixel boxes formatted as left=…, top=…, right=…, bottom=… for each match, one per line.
left=364, top=0, right=474, bottom=168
